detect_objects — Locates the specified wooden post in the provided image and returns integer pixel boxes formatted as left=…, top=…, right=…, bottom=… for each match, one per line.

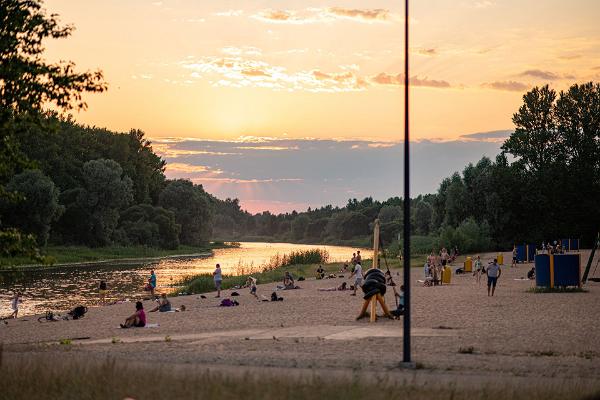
left=370, top=296, right=377, bottom=322
left=376, top=293, right=393, bottom=318
left=373, top=219, right=380, bottom=269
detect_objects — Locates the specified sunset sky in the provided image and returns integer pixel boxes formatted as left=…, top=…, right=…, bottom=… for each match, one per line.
left=44, top=0, right=600, bottom=212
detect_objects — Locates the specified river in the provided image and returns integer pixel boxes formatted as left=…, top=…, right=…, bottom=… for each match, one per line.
left=0, top=242, right=370, bottom=317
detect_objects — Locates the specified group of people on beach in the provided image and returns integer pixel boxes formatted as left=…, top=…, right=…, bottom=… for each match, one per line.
left=423, top=247, right=454, bottom=286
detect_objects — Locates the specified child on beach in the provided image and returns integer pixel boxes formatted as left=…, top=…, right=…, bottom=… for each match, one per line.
left=391, top=285, right=405, bottom=318
left=121, top=301, right=146, bottom=328
left=10, top=292, right=22, bottom=319
left=316, top=265, right=325, bottom=279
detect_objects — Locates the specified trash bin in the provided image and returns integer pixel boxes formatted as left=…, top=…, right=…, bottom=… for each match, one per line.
left=442, top=266, right=452, bottom=284
left=464, top=257, right=472, bottom=272
left=497, top=253, right=504, bottom=265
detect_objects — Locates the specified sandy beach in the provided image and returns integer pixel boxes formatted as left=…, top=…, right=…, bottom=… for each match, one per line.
left=2, top=251, right=600, bottom=386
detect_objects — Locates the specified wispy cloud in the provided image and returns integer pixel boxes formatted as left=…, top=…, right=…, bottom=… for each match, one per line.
left=519, top=69, right=576, bottom=80
left=417, top=48, right=438, bottom=56
left=251, top=7, right=396, bottom=25
left=179, top=55, right=452, bottom=92
left=370, top=73, right=451, bottom=88
left=213, top=9, right=243, bottom=17
left=482, top=81, right=530, bottom=92
left=460, top=130, right=512, bottom=142
left=155, top=136, right=504, bottom=214
left=325, top=7, right=391, bottom=22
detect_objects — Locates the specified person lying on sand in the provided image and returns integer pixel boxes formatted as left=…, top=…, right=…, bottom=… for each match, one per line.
left=121, top=301, right=146, bottom=328
left=318, top=282, right=350, bottom=291
left=149, top=293, right=172, bottom=312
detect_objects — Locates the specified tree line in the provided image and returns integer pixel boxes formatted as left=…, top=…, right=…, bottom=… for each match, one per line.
left=1, top=0, right=598, bottom=260
left=212, top=83, right=600, bottom=252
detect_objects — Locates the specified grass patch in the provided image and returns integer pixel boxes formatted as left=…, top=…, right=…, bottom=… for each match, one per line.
left=528, top=350, right=558, bottom=357
left=528, top=287, right=587, bottom=294
left=458, top=346, right=476, bottom=354
left=1, top=355, right=599, bottom=400
left=0, top=242, right=236, bottom=269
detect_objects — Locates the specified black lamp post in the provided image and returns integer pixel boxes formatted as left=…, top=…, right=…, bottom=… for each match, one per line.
left=402, top=0, right=411, bottom=364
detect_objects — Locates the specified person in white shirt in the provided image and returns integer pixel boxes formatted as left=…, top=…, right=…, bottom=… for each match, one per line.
left=213, top=264, right=223, bottom=298
left=10, top=292, right=22, bottom=319
left=348, top=263, right=363, bottom=296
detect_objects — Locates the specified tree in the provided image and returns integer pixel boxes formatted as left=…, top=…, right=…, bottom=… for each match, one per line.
left=0, top=0, right=106, bottom=258
left=502, top=85, right=559, bottom=173
left=159, top=180, right=213, bottom=245
left=0, top=0, right=106, bottom=113
left=119, top=204, right=180, bottom=249
left=76, top=159, right=133, bottom=246
left=291, top=214, right=310, bottom=240
left=2, top=169, right=63, bottom=245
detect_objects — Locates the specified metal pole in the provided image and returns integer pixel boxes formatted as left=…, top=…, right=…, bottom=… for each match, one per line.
left=402, top=0, right=411, bottom=363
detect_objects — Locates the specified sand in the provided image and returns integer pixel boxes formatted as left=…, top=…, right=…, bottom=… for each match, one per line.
left=2, top=251, right=600, bottom=383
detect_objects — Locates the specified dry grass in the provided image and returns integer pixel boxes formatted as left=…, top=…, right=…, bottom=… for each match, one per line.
left=1, top=354, right=598, bottom=400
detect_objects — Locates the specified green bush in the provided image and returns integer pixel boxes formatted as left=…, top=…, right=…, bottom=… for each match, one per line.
left=437, top=218, right=491, bottom=253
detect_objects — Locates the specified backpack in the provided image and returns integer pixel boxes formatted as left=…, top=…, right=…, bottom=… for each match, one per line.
left=220, top=299, right=239, bottom=307
left=69, top=306, right=87, bottom=320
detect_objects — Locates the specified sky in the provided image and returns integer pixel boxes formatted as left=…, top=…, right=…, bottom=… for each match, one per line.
left=43, top=0, right=600, bottom=213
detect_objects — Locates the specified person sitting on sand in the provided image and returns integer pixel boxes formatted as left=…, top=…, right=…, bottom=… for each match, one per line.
left=423, top=260, right=431, bottom=278
left=391, top=285, right=405, bottom=318
left=316, top=265, right=325, bottom=279
left=149, top=293, right=172, bottom=312
left=283, top=271, right=298, bottom=290
left=244, top=276, right=258, bottom=299
left=340, top=263, right=349, bottom=273
left=318, top=282, right=349, bottom=292
left=121, top=301, right=146, bottom=328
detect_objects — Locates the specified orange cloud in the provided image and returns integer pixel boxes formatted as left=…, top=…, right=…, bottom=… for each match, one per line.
left=482, top=81, right=530, bottom=91
left=251, top=7, right=395, bottom=24
left=370, top=73, right=451, bottom=88
left=326, top=7, right=390, bottom=22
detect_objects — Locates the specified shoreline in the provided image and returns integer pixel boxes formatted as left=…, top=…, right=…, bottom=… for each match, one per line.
left=0, top=251, right=214, bottom=273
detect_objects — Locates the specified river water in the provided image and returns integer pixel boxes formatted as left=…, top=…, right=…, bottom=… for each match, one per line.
left=0, top=242, right=370, bottom=317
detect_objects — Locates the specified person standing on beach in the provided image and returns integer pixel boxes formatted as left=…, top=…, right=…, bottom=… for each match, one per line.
left=473, top=255, right=483, bottom=285
left=511, top=247, right=517, bottom=268
left=350, top=253, right=357, bottom=265
left=149, top=270, right=157, bottom=298
left=10, top=292, right=22, bottom=319
left=355, top=250, right=362, bottom=265
left=213, top=264, right=223, bottom=298
left=487, top=259, right=502, bottom=296
left=348, top=262, right=363, bottom=296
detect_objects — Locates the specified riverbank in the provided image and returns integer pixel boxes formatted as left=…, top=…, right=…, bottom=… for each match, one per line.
left=2, top=250, right=599, bottom=400
left=180, top=254, right=425, bottom=295
left=0, top=242, right=237, bottom=270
